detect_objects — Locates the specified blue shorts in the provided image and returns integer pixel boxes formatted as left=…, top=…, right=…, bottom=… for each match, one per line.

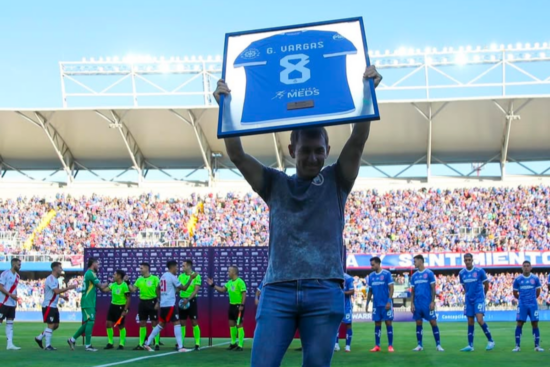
left=342, top=307, right=352, bottom=325
left=464, top=300, right=485, bottom=317
left=413, top=305, right=437, bottom=321
left=373, top=306, right=394, bottom=322
left=517, top=305, right=539, bottom=322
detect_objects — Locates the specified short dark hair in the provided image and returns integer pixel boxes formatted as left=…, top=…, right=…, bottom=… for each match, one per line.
left=184, top=259, right=193, bottom=267
left=51, top=261, right=62, bottom=270
left=290, top=127, right=329, bottom=147
left=115, top=269, right=126, bottom=279
left=11, top=258, right=21, bottom=265
left=463, top=253, right=473, bottom=260
left=87, top=257, right=98, bottom=268
left=167, top=260, right=177, bottom=269
left=523, top=260, right=531, bottom=265
left=370, top=257, right=381, bottom=265
left=413, top=254, right=424, bottom=262
left=229, top=265, right=239, bottom=275
left=140, top=262, right=150, bottom=270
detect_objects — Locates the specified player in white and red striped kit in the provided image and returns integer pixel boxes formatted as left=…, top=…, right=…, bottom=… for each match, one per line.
left=34, top=262, right=77, bottom=351
left=143, top=260, right=197, bottom=352
left=0, top=258, right=21, bottom=350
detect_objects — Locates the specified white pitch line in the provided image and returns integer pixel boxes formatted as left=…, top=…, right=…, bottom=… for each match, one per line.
left=92, top=341, right=232, bottom=367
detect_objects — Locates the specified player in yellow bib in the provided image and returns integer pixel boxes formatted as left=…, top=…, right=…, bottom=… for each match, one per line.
left=67, top=257, right=109, bottom=352
left=178, top=260, right=202, bottom=351
left=208, top=266, right=247, bottom=351
left=104, top=270, right=131, bottom=350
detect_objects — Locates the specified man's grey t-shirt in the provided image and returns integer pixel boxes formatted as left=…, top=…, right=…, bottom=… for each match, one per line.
left=257, top=163, right=354, bottom=285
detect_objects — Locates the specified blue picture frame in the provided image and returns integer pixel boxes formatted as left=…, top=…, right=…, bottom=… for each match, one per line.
left=217, top=17, right=380, bottom=139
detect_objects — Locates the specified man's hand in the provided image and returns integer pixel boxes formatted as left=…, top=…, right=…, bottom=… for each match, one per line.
left=385, top=302, right=391, bottom=311
left=410, top=304, right=416, bottom=314
left=154, top=301, right=160, bottom=311
left=365, top=302, right=370, bottom=313
left=182, top=298, right=189, bottom=306
left=429, top=302, right=435, bottom=311
left=213, top=79, right=231, bottom=105
left=67, top=284, right=77, bottom=291
left=190, top=272, right=198, bottom=280
left=9, top=293, right=17, bottom=301
left=206, top=278, right=214, bottom=286
left=255, top=298, right=259, bottom=306
left=364, top=65, right=382, bottom=88
left=238, top=304, right=244, bottom=311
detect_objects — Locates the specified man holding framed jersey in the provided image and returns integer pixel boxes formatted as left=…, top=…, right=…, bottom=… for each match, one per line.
left=214, top=64, right=381, bottom=366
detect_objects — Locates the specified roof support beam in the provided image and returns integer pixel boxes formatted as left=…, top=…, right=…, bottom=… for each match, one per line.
left=169, top=109, right=214, bottom=184
left=493, top=99, right=529, bottom=180
left=0, top=155, right=36, bottom=181
left=272, top=133, right=285, bottom=171
left=94, top=110, right=146, bottom=185
left=411, top=102, right=448, bottom=181
left=15, top=111, right=75, bottom=185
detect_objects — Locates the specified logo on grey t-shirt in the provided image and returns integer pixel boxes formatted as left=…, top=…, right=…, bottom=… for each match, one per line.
left=312, top=173, right=324, bottom=186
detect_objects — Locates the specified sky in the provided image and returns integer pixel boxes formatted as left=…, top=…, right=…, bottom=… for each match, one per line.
left=0, top=0, right=547, bottom=108
left=0, top=0, right=548, bottom=181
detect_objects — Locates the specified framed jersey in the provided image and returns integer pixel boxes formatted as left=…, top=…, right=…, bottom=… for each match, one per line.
left=217, top=17, right=380, bottom=138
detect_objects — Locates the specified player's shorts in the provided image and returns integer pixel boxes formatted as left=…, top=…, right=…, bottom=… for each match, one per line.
left=464, top=300, right=485, bottom=317
left=517, top=305, right=539, bottom=322
left=0, top=305, right=16, bottom=321
left=178, top=298, right=198, bottom=320
left=413, top=305, right=437, bottom=321
left=228, top=304, right=245, bottom=323
left=342, top=307, right=352, bottom=325
left=373, top=306, right=394, bottom=322
left=107, top=304, right=127, bottom=327
left=138, top=299, right=159, bottom=322
left=42, top=306, right=60, bottom=324
left=81, top=307, right=96, bottom=322
left=160, top=306, right=179, bottom=323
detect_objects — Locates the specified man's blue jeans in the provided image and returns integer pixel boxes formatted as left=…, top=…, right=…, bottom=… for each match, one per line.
left=251, top=279, right=344, bottom=367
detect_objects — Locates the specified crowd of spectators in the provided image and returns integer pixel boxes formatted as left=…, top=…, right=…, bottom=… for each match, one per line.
left=0, top=184, right=549, bottom=255
left=2, top=184, right=550, bottom=312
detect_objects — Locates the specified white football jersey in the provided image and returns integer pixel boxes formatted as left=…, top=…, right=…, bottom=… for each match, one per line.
left=159, top=272, right=181, bottom=308
left=42, top=275, right=60, bottom=308
left=0, top=270, right=19, bottom=307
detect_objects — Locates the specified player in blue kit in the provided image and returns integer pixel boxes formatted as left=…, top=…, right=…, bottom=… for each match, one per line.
left=512, top=261, right=543, bottom=352
left=366, top=257, right=395, bottom=353
left=234, top=30, right=360, bottom=124
left=458, top=253, right=495, bottom=352
left=334, top=273, right=355, bottom=352
left=410, top=255, right=444, bottom=352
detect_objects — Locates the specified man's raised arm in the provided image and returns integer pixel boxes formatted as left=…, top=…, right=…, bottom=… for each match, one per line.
left=214, top=80, right=265, bottom=193
left=337, top=66, right=382, bottom=183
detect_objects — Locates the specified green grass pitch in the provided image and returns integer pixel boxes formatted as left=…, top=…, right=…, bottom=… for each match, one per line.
left=0, top=322, right=548, bottom=366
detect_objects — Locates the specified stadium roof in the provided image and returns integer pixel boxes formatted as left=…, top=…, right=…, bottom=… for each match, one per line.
left=0, top=95, right=548, bottom=179
left=1, top=44, right=550, bottom=185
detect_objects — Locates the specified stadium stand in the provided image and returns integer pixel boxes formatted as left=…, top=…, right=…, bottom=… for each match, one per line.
left=1, top=184, right=549, bottom=255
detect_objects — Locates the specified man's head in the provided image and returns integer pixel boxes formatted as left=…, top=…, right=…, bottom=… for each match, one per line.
left=11, top=258, right=21, bottom=272
left=413, top=254, right=425, bottom=269
left=522, top=260, right=532, bottom=275
left=140, top=262, right=150, bottom=276
left=167, top=260, right=178, bottom=274
left=288, top=127, right=330, bottom=180
left=183, top=260, right=193, bottom=274
left=114, top=269, right=126, bottom=282
left=51, top=261, right=63, bottom=277
left=87, top=257, right=99, bottom=272
left=370, top=256, right=381, bottom=272
left=463, top=253, right=474, bottom=269
left=228, top=266, right=239, bottom=279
